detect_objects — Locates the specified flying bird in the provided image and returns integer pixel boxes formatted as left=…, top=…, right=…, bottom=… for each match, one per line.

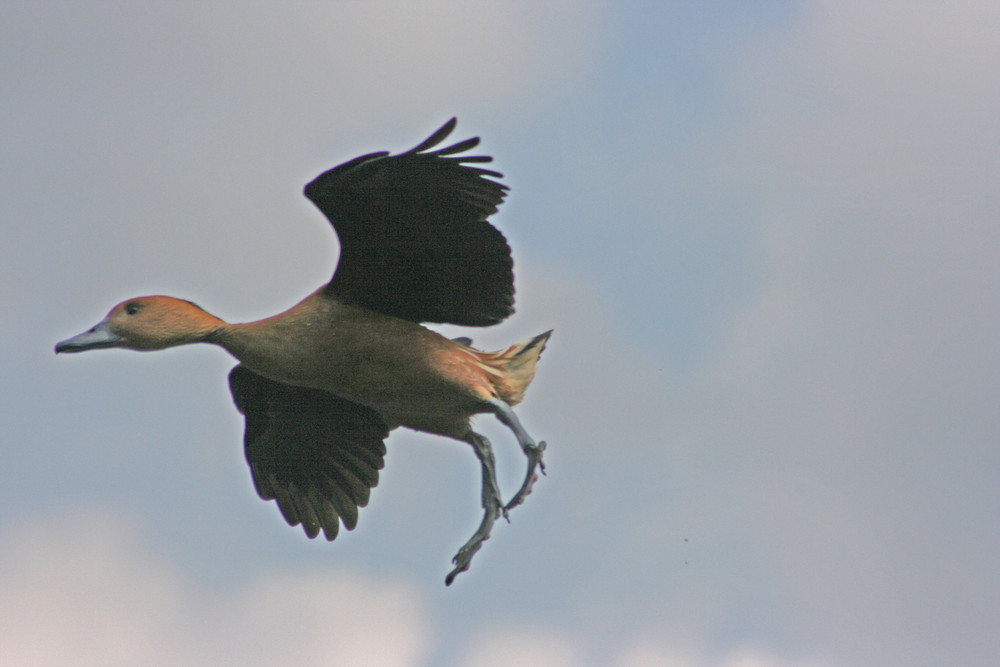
left=55, top=119, right=550, bottom=585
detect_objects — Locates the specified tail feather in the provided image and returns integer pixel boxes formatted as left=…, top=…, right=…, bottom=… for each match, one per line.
left=468, top=330, right=552, bottom=405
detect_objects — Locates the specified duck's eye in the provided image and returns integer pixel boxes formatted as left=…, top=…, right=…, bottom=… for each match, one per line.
left=124, top=302, right=141, bottom=316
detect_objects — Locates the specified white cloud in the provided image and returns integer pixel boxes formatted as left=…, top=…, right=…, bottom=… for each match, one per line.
left=0, top=512, right=182, bottom=667
left=220, top=569, right=430, bottom=667
left=0, top=509, right=431, bottom=667
left=459, top=625, right=584, bottom=667
left=613, top=640, right=839, bottom=667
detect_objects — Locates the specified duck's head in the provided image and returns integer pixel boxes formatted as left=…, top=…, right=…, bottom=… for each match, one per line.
left=55, top=296, right=225, bottom=353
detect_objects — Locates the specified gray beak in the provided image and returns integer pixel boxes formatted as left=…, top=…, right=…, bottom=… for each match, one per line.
left=55, top=319, right=124, bottom=353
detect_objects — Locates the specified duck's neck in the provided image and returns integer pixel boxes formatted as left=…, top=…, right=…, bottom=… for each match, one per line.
left=185, top=312, right=230, bottom=346
left=206, top=289, right=330, bottom=369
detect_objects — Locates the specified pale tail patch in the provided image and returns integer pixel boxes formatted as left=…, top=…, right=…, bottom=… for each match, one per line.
left=460, top=330, right=552, bottom=405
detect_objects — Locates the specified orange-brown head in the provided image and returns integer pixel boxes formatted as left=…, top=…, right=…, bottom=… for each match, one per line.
left=55, top=296, right=226, bottom=353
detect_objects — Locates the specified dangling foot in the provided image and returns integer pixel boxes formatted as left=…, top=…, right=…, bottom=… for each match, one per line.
left=446, top=431, right=504, bottom=585
left=446, top=496, right=502, bottom=585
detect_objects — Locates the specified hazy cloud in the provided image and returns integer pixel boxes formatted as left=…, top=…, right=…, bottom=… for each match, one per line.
left=0, top=510, right=431, bottom=667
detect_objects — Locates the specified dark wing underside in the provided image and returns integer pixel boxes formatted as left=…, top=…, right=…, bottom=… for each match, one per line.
left=229, top=364, right=389, bottom=541
left=304, top=118, right=515, bottom=326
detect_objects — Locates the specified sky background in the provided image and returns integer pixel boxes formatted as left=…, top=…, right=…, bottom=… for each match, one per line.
left=2, top=2, right=998, bottom=666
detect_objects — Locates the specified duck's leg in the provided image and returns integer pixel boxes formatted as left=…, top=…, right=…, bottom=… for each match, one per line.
left=485, top=397, right=547, bottom=513
left=446, top=430, right=503, bottom=585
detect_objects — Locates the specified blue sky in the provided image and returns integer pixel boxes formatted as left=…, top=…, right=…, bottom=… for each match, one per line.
left=2, top=2, right=998, bottom=666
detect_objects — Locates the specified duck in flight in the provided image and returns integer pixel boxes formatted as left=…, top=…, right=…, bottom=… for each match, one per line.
left=55, top=119, right=551, bottom=585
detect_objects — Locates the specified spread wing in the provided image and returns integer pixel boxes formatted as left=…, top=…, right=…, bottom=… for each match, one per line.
left=229, top=364, right=389, bottom=541
left=304, top=118, right=515, bottom=326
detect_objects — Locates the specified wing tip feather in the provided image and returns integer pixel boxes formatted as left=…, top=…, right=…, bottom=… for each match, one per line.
left=408, top=117, right=458, bottom=154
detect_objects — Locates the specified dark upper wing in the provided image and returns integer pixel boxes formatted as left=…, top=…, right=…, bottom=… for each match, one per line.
left=229, top=364, right=389, bottom=541
left=304, top=118, right=515, bottom=326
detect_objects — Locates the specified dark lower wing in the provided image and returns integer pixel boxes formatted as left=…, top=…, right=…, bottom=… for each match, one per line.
left=228, top=364, right=389, bottom=540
